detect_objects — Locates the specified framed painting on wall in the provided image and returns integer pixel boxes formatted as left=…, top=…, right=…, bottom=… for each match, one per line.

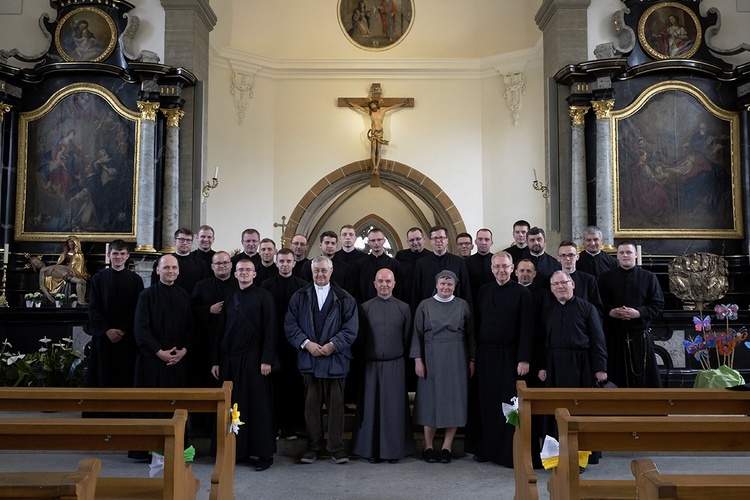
left=338, top=0, right=414, bottom=51
left=54, top=6, right=117, bottom=62
left=15, top=83, right=141, bottom=242
left=637, top=1, right=702, bottom=60
left=611, top=81, right=742, bottom=239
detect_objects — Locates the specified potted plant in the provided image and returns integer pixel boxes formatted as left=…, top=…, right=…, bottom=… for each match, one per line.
left=1, top=337, right=87, bottom=387
left=23, top=292, right=43, bottom=307
left=54, top=292, right=65, bottom=308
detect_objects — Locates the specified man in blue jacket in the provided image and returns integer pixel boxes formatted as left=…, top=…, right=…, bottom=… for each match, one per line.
left=285, top=256, right=358, bottom=464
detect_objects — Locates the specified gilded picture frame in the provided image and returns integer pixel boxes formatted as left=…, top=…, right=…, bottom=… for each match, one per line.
left=338, top=0, right=414, bottom=51
left=638, top=2, right=702, bottom=60
left=611, top=81, right=742, bottom=239
left=15, top=83, right=141, bottom=242
left=54, top=6, right=117, bottom=63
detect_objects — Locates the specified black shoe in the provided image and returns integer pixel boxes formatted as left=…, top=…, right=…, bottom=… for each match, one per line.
left=579, top=466, right=586, bottom=475
left=127, top=450, right=150, bottom=461
left=472, top=454, right=488, bottom=463
left=332, top=450, right=349, bottom=464
left=423, top=448, right=436, bottom=463
left=368, top=457, right=384, bottom=464
left=387, top=459, right=399, bottom=464
left=440, top=449, right=452, bottom=464
left=300, top=450, right=317, bottom=464
left=255, top=457, right=273, bottom=471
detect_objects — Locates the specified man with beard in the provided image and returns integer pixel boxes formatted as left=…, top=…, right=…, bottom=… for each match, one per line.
left=526, top=227, right=561, bottom=285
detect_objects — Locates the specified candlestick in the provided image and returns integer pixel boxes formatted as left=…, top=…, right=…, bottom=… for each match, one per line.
left=214, top=166, right=219, bottom=179
left=2, top=243, right=7, bottom=265
left=636, top=244, right=642, bottom=266
left=105, top=243, right=110, bottom=265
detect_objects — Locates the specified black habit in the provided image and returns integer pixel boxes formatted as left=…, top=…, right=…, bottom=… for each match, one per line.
left=87, top=267, right=144, bottom=388
left=134, top=282, right=194, bottom=388
left=213, top=284, right=277, bottom=460
left=577, top=251, right=618, bottom=279
left=465, top=252, right=494, bottom=306
left=151, top=253, right=211, bottom=294
left=394, top=248, right=428, bottom=301
left=599, top=266, right=664, bottom=388
left=470, top=280, right=534, bottom=467
left=349, top=253, right=405, bottom=303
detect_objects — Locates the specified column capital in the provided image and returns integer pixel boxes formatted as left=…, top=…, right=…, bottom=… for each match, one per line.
left=569, top=105, right=590, bottom=126
left=161, top=108, right=185, bottom=127
left=137, top=101, right=161, bottom=122
left=591, top=99, right=615, bottom=120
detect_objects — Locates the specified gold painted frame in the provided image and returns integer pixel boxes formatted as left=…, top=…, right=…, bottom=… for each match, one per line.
left=338, top=0, right=414, bottom=51
left=16, top=83, right=141, bottom=242
left=638, top=2, right=702, bottom=60
left=55, top=7, right=117, bottom=63
left=611, top=81, right=741, bottom=239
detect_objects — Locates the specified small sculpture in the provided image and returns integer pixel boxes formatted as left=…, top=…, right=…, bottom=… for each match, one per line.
left=668, top=253, right=728, bottom=310
left=26, top=254, right=88, bottom=306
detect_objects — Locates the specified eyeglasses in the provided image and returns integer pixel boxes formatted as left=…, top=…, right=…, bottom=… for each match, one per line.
left=313, top=268, right=331, bottom=275
left=550, top=280, right=572, bottom=287
left=491, top=264, right=512, bottom=270
left=457, top=242, right=473, bottom=246
left=557, top=253, right=577, bottom=259
left=431, top=236, right=447, bottom=241
left=407, top=237, right=423, bottom=243
left=212, top=261, right=231, bottom=266
left=175, top=237, right=193, bottom=243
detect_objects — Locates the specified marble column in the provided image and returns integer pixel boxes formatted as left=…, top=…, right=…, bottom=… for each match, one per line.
left=0, top=103, right=12, bottom=245
left=569, top=105, right=590, bottom=246
left=741, top=104, right=750, bottom=255
left=135, top=101, right=160, bottom=252
left=592, top=99, right=615, bottom=245
left=160, top=108, right=184, bottom=253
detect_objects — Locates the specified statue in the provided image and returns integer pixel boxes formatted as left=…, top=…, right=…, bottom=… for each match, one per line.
left=26, top=254, right=88, bottom=305
left=668, top=253, right=728, bottom=311
left=43, top=236, right=90, bottom=299
left=345, top=98, right=408, bottom=178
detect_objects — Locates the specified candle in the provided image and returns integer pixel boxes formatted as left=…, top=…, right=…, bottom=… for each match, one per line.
left=105, top=243, right=110, bottom=265
left=3, top=243, right=8, bottom=265
left=636, top=244, right=642, bottom=266
left=533, top=169, right=538, bottom=182
left=214, top=166, right=219, bottom=179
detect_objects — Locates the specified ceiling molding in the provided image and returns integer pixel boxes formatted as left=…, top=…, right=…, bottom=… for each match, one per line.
left=209, top=37, right=543, bottom=80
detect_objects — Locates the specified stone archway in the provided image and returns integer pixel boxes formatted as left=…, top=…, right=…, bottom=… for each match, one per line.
left=284, top=160, right=466, bottom=246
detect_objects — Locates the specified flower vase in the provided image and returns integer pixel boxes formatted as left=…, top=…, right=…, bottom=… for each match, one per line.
left=55, top=301, right=62, bottom=308
left=34, top=302, right=41, bottom=308
left=71, top=301, right=77, bottom=308
left=26, top=300, right=33, bottom=307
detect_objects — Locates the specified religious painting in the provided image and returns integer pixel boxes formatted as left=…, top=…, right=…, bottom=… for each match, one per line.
left=638, top=2, right=702, bottom=60
left=15, top=83, right=141, bottom=242
left=338, top=0, right=414, bottom=51
left=54, top=6, right=117, bottom=62
left=611, top=81, right=742, bottom=239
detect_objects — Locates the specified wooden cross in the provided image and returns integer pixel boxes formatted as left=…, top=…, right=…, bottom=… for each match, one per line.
left=339, top=83, right=413, bottom=187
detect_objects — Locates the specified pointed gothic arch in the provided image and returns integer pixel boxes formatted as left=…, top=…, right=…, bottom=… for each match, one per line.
left=284, top=160, right=467, bottom=248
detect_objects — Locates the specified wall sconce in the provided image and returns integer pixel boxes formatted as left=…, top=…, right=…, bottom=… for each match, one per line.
left=532, top=169, right=549, bottom=199
left=202, top=166, right=220, bottom=200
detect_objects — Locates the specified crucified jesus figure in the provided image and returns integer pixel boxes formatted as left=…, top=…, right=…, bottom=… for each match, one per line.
left=345, top=98, right=408, bottom=177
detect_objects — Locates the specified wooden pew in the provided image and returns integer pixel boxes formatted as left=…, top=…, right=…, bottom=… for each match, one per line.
left=512, top=381, right=750, bottom=500
left=549, top=408, right=750, bottom=500
left=631, top=458, right=750, bottom=500
left=0, top=382, right=234, bottom=500
left=0, top=457, right=100, bottom=499
left=0, top=409, right=196, bottom=500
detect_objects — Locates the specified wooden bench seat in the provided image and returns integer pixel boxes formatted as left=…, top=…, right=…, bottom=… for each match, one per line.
left=0, top=382, right=234, bottom=500
left=0, top=409, right=198, bottom=500
left=0, top=457, right=100, bottom=499
left=549, top=408, right=750, bottom=500
left=512, top=381, right=750, bottom=500
left=631, top=458, right=750, bottom=500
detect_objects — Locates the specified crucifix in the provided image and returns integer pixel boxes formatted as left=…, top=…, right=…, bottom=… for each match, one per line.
left=339, top=83, right=413, bottom=187
left=273, top=215, right=289, bottom=247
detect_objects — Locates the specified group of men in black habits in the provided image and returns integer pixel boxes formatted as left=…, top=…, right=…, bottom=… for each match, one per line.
left=85, top=220, right=664, bottom=471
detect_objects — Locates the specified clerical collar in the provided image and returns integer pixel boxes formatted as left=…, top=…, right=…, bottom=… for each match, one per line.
left=585, top=250, right=601, bottom=256
left=433, top=294, right=454, bottom=302
left=342, top=247, right=356, bottom=253
left=530, top=251, right=544, bottom=257
left=557, top=298, right=568, bottom=305
left=314, top=283, right=331, bottom=310
left=175, top=251, right=190, bottom=257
